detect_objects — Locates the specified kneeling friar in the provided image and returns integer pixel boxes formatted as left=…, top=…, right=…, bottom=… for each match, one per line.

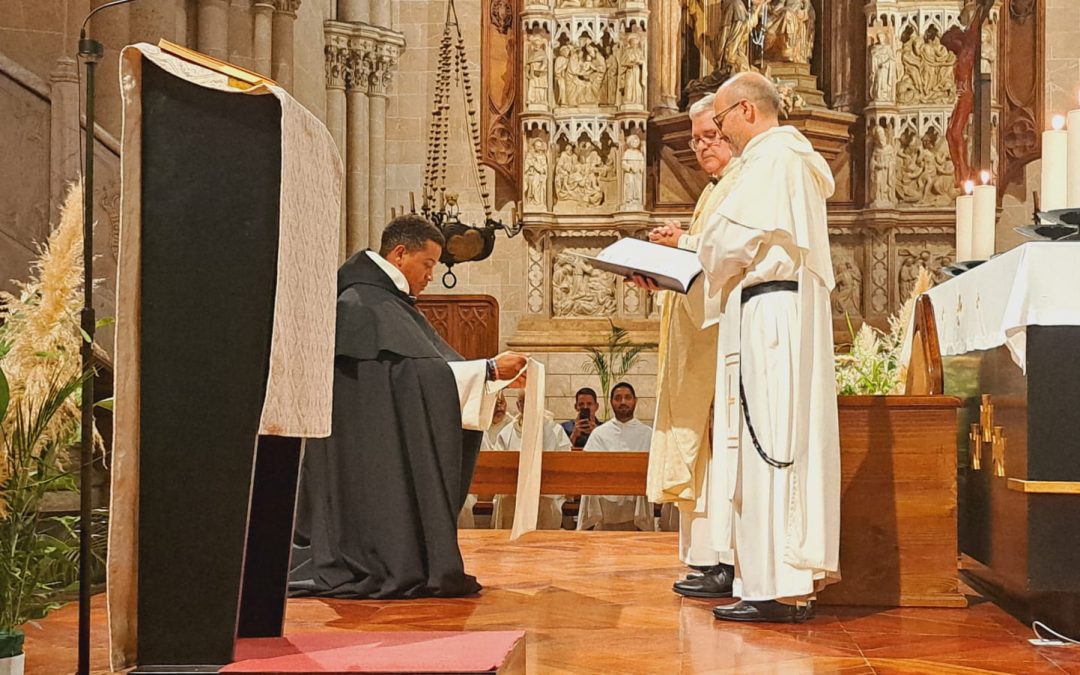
left=291, top=215, right=526, bottom=599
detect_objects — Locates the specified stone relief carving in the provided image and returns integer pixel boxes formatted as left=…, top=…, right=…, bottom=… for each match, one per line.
left=898, top=248, right=951, bottom=301
left=524, top=138, right=550, bottom=209
left=831, top=254, right=863, bottom=316
left=617, top=33, right=646, bottom=107
left=554, top=35, right=617, bottom=107
left=525, top=33, right=550, bottom=108
left=527, top=238, right=545, bottom=313
left=870, top=233, right=889, bottom=314
left=895, top=127, right=957, bottom=207
left=553, top=139, right=615, bottom=208
left=868, top=32, right=897, bottom=103
left=764, top=0, right=815, bottom=65
left=869, top=122, right=897, bottom=208
left=621, top=134, right=645, bottom=210
left=896, top=26, right=956, bottom=105
left=552, top=251, right=617, bottom=317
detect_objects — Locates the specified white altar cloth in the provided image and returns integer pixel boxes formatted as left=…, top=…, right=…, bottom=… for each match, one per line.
left=908, top=242, right=1080, bottom=372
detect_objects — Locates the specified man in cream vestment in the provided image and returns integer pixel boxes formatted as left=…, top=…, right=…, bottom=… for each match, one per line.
left=643, top=93, right=742, bottom=598
left=698, top=73, right=841, bottom=623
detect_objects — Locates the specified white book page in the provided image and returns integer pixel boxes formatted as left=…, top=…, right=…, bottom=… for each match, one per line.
left=595, top=238, right=701, bottom=288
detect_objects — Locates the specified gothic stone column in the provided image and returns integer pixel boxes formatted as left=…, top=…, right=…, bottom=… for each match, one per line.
left=197, top=0, right=230, bottom=60
left=49, top=57, right=81, bottom=224
left=252, top=2, right=274, bottom=77
left=345, top=42, right=372, bottom=254
left=324, top=36, right=349, bottom=260
left=271, top=0, right=300, bottom=90
left=648, top=0, right=680, bottom=115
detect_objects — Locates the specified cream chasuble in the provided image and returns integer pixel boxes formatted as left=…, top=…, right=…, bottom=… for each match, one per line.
left=646, top=160, right=743, bottom=507
left=698, top=126, right=841, bottom=602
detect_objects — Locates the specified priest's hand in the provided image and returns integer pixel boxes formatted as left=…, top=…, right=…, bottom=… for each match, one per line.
left=626, top=274, right=662, bottom=292
left=493, top=351, right=528, bottom=388
left=648, top=220, right=684, bottom=248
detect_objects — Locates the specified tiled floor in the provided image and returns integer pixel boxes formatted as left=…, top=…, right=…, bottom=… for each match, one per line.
left=22, top=531, right=1080, bottom=673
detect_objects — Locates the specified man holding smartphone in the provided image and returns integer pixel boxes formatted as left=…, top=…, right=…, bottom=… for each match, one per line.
left=560, top=387, right=600, bottom=448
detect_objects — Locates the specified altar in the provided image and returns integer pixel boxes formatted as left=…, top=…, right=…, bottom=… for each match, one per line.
left=912, top=242, right=1080, bottom=637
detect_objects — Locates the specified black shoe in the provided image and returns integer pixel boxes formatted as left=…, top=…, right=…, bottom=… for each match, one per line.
left=673, top=564, right=734, bottom=598
left=712, top=600, right=812, bottom=623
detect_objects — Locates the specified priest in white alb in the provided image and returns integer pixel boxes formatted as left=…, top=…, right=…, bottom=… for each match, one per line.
left=639, top=93, right=742, bottom=599
left=577, top=383, right=655, bottom=531
left=697, top=72, right=841, bottom=623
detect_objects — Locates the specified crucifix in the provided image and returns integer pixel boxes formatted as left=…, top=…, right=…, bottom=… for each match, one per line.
left=942, top=0, right=995, bottom=186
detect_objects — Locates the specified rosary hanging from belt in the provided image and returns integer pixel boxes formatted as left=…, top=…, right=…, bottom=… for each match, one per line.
left=407, top=0, right=522, bottom=289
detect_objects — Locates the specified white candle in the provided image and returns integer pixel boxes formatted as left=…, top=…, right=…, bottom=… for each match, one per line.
left=972, top=171, right=996, bottom=260
left=955, top=180, right=975, bottom=262
left=1068, top=96, right=1080, bottom=207
left=1043, top=115, right=1068, bottom=211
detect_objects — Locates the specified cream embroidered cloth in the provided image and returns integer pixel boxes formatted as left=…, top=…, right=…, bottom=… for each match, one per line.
left=108, top=43, right=341, bottom=670
left=902, top=242, right=1080, bottom=372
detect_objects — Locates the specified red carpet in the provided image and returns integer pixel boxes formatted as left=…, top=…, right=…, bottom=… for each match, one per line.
left=222, top=631, right=526, bottom=673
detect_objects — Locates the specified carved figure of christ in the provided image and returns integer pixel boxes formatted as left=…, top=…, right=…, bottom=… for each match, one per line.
left=942, top=0, right=994, bottom=187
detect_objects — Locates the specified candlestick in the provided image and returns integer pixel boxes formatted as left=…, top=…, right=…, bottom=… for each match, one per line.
left=1043, top=115, right=1068, bottom=211
left=1069, top=95, right=1080, bottom=207
left=972, top=171, right=996, bottom=260
left=956, top=180, right=975, bottom=262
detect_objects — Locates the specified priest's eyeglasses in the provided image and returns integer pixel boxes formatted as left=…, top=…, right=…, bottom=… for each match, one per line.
left=688, top=132, right=722, bottom=152
left=712, top=99, right=747, bottom=131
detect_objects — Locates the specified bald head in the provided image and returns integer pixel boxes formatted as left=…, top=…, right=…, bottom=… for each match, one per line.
left=718, top=72, right=782, bottom=120
left=712, top=72, right=782, bottom=155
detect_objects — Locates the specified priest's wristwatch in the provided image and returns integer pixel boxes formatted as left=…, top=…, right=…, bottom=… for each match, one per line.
left=485, top=358, right=498, bottom=381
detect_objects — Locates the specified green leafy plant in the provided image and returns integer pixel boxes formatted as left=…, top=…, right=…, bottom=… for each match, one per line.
left=0, top=182, right=105, bottom=658
left=581, top=321, right=652, bottom=420
left=835, top=266, right=933, bottom=396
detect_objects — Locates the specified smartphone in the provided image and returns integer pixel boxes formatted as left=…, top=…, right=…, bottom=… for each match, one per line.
left=578, top=408, right=590, bottom=420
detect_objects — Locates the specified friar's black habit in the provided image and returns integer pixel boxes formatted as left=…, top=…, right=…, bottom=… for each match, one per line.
left=289, top=251, right=483, bottom=598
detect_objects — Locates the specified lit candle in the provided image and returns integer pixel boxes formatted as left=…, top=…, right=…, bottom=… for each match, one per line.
left=972, top=171, right=996, bottom=260
left=955, top=180, right=975, bottom=262
left=1043, top=114, right=1068, bottom=211
left=1069, top=95, right=1080, bottom=207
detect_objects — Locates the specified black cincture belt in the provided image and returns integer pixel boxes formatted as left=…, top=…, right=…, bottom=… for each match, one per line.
left=741, top=280, right=798, bottom=305
left=738, top=279, right=798, bottom=469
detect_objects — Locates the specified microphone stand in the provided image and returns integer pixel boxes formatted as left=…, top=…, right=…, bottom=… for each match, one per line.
left=75, top=27, right=102, bottom=675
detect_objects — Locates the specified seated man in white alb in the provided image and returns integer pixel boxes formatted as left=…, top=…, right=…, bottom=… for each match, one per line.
left=577, top=383, right=655, bottom=531
left=493, top=391, right=572, bottom=529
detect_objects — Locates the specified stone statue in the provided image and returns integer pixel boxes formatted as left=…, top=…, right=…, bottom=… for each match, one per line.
left=529, top=34, right=552, bottom=106
left=554, top=44, right=572, bottom=106
left=584, top=43, right=606, bottom=106
left=618, top=34, right=646, bottom=107
left=687, top=0, right=766, bottom=75
left=526, top=35, right=549, bottom=107
left=941, top=0, right=994, bottom=186
left=621, top=135, right=645, bottom=210
left=895, top=31, right=926, bottom=104
left=764, top=0, right=815, bottom=65
left=601, top=43, right=619, bottom=105
left=868, top=34, right=897, bottom=103
left=524, top=138, right=549, bottom=208
left=554, top=145, right=575, bottom=201
left=869, top=124, right=896, bottom=208
left=831, top=259, right=862, bottom=315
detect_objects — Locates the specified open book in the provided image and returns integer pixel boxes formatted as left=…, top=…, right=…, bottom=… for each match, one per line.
left=573, top=237, right=702, bottom=294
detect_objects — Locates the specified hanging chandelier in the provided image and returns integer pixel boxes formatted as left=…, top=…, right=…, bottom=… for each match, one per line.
left=413, top=0, right=523, bottom=288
